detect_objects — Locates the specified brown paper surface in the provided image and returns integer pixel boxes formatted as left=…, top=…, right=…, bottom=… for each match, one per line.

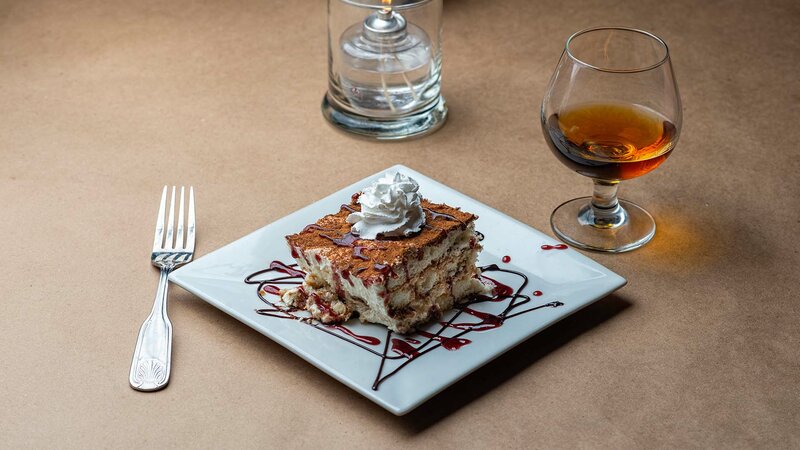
left=1, top=0, right=798, bottom=447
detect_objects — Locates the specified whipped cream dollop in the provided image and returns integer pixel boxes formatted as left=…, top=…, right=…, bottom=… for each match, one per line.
left=347, top=172, right=426, bottom=239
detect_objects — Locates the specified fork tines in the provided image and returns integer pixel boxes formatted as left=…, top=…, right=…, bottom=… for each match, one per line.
left=153, top=186, right=195, bottom=253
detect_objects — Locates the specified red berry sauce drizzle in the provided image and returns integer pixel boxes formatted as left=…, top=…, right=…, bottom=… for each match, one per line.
left=541, top=243, right=568, bottom=250
left=325, top=324, right=380, bottom=345
left=245, top=256, right=564, bottom=391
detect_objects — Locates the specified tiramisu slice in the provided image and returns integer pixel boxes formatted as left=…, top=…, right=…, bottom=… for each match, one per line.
left=281, top=172, right=487, bottom=333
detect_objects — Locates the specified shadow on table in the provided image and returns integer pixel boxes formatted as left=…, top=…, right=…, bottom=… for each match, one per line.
left=391, top=292, right=632, bottom=433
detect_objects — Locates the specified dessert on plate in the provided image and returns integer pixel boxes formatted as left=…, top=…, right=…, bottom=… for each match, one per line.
left=281, top=172, right=487, bottom=333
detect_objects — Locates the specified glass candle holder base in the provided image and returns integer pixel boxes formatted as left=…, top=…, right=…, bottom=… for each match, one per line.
left=321, top=94, right=447, bottom=141
left=550, top=196, right=656, bottom=253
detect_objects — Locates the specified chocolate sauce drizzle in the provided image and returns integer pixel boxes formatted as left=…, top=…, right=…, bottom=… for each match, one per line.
left=315, top=231, right=374, bottom=261
left=303, top=224, right=333, bottom=233
left=244, top=260, right=564, bottom=391
left=423, top=207, right=466, bottom=226
left=320, top=231, right=360, bottom=247
left=352, top=246, right=369, bottom=261
left=251, top=203, right=559, bottom=390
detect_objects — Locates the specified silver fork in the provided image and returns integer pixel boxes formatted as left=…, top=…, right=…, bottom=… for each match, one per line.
left=129, top=186, right=195, bottom=392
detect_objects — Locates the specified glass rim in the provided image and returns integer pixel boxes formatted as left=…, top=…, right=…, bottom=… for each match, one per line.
left=565, top=26, right=670, bottom=74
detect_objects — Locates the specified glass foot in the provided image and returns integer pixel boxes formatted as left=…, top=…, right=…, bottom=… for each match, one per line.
left=550, top=196, right=656, bottom=253
left=321, top=94, right=447, bottom=141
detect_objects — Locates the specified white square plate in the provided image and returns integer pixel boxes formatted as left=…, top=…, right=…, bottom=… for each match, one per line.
left=170, top=164, right=626, bottom=415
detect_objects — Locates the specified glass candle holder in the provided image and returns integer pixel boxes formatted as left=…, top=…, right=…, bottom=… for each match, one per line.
left=322, top=0, right=446, bottom=140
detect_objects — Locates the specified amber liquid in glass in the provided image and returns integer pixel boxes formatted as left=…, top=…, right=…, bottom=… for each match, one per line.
left=544, top=102, right=677, bottom=181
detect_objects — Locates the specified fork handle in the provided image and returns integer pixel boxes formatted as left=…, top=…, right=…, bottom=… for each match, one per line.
left=129, top=267, right=173, bottom=391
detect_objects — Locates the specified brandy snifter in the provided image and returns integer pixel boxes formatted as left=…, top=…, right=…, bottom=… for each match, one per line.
left=541, top=27, right=682, bottom=253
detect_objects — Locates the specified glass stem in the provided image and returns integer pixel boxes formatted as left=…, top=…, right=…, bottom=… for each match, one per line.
left=581, top=179, right=627, bottom=228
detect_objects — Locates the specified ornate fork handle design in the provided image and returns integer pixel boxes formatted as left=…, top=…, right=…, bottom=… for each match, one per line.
left=129, top=267, right=173, bottom=391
